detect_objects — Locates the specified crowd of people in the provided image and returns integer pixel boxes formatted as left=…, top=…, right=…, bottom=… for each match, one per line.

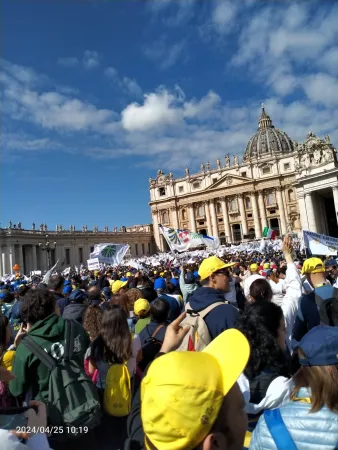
left=0, top=234, right=338, bottom=449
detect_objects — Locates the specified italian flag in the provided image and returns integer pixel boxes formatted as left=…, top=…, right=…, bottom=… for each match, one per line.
left=263, top=227, right=277, bottom=240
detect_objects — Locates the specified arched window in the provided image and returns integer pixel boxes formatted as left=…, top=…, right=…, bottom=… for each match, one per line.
left=216, top=202, right=222, bottom=214
left=245, top=197, right=251, bottom=209
left=181, top=208, right=187, bottom=220
left=229, top=197, right=238, bottom=212
left=162, top=211, right=169, bottom=224
left=197, top=204, right=205, bottom=217
left=288, top=189, right=295, bottom=202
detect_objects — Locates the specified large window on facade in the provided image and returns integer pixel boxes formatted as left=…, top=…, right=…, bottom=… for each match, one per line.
left=216, top=202, right=222, bottom=214
left=162, top=211, right=169, bottom=223
left=266, top=191, right=276, bottom=206
left=193, top=182, right=200, bottom=189
left=229, top=197, right=238, bottom=212
left=288, top=189, right=295, bottom=202
left=197, top=204, right=205, bottom=217
left=158, top=187, right=166, bottom=196
left=262, top=165, right=271, bottom=175
left=181, top=208, right=187, bottom=220
left=245, top=197, right=251, bottom=209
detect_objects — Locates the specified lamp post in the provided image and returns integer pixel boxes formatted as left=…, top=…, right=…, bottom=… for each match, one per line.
left=39, top=235, right=56, bottom=269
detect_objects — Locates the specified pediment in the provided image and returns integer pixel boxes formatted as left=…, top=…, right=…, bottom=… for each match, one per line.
left=205, top=173, right=252, bottom=191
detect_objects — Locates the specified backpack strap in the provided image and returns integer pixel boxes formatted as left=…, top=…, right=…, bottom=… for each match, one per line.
left=22, top=335, right=56, bottom=372
left=64, top=320, right=75, bottom=361
left=264, top=409, right=298, bottom=450
left=198, top=302, right=228, bottom=319
left=152, top=324, right=164, bottom=339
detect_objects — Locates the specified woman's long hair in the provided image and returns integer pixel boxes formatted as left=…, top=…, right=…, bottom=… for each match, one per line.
left=92, top=305, right=132, bottom=364
left=83, top=305, right=103, bottom=341
left=292, top=349, right=338, bottom=413
left=110, top=294, right=129, bottom=316
left=236, top=302, right=289, bottom=380
left=249, top=279, right=273, bottom=303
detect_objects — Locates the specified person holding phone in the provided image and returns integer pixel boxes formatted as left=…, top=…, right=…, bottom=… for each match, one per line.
left=0, top=366, right=51, bottom=449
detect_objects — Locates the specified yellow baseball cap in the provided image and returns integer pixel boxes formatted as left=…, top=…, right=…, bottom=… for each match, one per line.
left=134, top=298, right=150, bottom=316
left=301, top=257, right=325, bottom=274
left=198, top=256, right=234, bottom=281
left=141, top=329, right=249, bottom=450
left=263, top=263, right=270, bottom=269
left=126, top=272, right=131, bottom=277
left=250, top=263, right=258, bottom=271
left=111, top=279, right=128, bottom=294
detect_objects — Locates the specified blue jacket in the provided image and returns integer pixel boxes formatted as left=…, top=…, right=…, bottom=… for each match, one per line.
left=249, top=387, right=338, bottom=450
left=188, top=287, right=239, bottom=340
left=292, top=285, right=334, bottom=343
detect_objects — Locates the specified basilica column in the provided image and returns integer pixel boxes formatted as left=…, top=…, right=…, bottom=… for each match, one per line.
left=251, top=192, right=262, bottom=238
left=209, top=199, right=219, bottom=237
left=188, top=204, right=197, bottom=232
left=332, top=186, right=338, bottom=225
left=170, top=206, right=179, bottom=229
left=221, top=198, right=231, bottom=242
left=304, top=192, right=317, bottom=232
left=297, top=194, right=308, bottom=230
left=204, top=201, right=213, bottom=236
left=0, top=246, right=2, bottom=277
left=238, top=194, right=248, bottom=236
left=276, top=187, right=287, bottom=235
left=258, top=191, right=268, bottom=230
left=8, top=245, right=14, bottom=274
left=17, top=244, right=24, bottom=274
left=152, top=210, right=162, bottom=252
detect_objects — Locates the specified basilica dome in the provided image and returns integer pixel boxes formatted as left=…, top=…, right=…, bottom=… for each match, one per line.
left=244, top=105, right=295, bottom=160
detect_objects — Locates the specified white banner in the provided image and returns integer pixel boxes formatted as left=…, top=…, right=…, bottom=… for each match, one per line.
left=87, top=258, right=100, bottom=270
left=160, top=225, right=220, bottom=252
left=303, top=230, right=338, bottom=255
left=90, top=243, right=130, bottom=265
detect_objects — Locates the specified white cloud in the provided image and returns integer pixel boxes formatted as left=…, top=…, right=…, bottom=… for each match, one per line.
left=104, top=66, right=143, bottom=98
left=121, top=90, right=182, bottom=131
left=211, top=0, right=237, bottom=34
left=320, top=48, right=338, bottom=75
left=83, top=50, right=100, bottom=69
left=302, top=73, right=338, bottom=107
left=58, top=57, right=79, bottom=67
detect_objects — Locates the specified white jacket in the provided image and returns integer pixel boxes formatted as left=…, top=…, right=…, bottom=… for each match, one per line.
left=281, top=263, right=302, bottom=353
left=238, top=373, right=294, bottom=415
left=0, top=431, right=51, bottom=450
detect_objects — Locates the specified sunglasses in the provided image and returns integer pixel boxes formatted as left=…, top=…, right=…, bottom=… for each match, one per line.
left=214, top=270, right=230, bottom=277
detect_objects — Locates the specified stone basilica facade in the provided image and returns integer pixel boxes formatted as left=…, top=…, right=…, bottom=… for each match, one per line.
left=149, top=106, right=338, bottom=251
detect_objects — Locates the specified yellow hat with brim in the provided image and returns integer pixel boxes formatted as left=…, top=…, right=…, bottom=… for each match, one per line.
left=126, top=272, right=131, bottom=277
left=263, top=263, right=270, bottom=269
left=111, top=280, right=128, bottom=294
left=301, top=257, right=325, bottom=275
left=250, top=263, right=258, bottom=271
left=141, top=328, right=249, bottom=450
left=134, top=298, right=150, bottom=315
left=198, top=256, right=235, bottom=281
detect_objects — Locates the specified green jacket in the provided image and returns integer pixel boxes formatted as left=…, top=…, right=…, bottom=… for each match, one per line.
left=9, top=313, right=90, bottom=402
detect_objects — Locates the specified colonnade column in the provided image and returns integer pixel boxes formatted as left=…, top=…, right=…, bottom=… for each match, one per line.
left=251, top=192, right=262, bottom=238
left=332, top=186, right=338, bottom=225
left=188, top=204, right=196, bottom=232
left=205, top=201, right=213, bottom=236
left=276, top=187, right=287, bottom=235
left=304, top=192, right=317, bottom=232
left=258, top=191, right=268, bottom=230
left=1, top=246, right=6, bottom=275
left=32, top=245, right=37, bottom=272
left=221, top=198, right=231, bottom=243
left=8, top=245, right=14, bottom=274
left=209, top=199, right=219, bottom=237
left=17, top=244, right=24, bottom=273
left=238, top=194, right=248, bottom=236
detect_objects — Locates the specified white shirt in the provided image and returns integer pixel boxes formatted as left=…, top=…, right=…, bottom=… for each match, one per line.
left=269, top=279, right=286, bottom=307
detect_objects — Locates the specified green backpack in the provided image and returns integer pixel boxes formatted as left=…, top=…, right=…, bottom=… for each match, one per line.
left=22, top=320, right=101, bottom=440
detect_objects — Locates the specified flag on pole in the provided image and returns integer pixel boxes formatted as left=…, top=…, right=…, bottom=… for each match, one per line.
left=262, top=227, right=277, bottom=240
left=160, top=225, right=220, bottom=252
left=90, top=243, right=130, bottom=265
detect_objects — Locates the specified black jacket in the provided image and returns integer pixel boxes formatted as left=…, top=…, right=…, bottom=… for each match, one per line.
left=62, top=303, right=87, bottom=324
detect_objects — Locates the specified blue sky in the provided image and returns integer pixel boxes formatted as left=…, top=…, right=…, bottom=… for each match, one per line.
left=1, top=0, right=338, bottom=230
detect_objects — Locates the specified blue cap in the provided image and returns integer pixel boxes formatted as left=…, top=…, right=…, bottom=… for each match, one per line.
left=298, top=325, right=338, bottom=366
left=170, top=278, right=179, bottom=287
left=154, top=277, right=166, bottom=291
left=193, top=271, right=199, bottom=279
left=69, top=288, right=87, bottom=304
left=185, top=272, right=195, bottom=284
left=325, top=259, right=337, bottom=267
left=64, top=280, right=71, bottom=286
left=102, top=286, right=111, bottom=301
left=63, top=285, right=72, bottom=295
